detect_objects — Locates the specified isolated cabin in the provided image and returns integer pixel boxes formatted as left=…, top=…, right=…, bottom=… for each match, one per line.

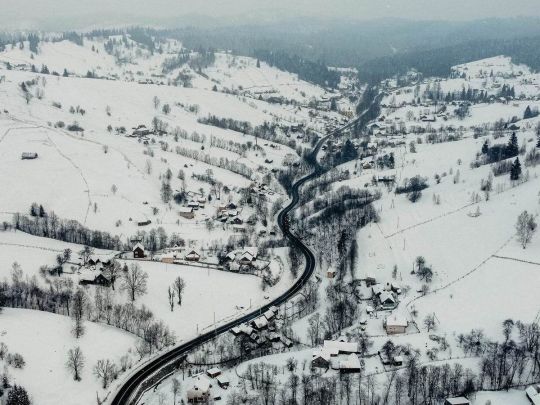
left=21, top=152, right=38, bottom=160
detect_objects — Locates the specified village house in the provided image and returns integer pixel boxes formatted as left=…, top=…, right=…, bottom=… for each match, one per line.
left=185, top=250, right=201, bottom=261
left=327, top=267, right=336, bottom=279
left=379, top=291, right=397, bottom=309
left=252, top=316, right=268, bottom=330
left=78, top=270, right=111, bottom=287
left=312, top=350, right=331, bottom=369
left=178, top=206, right=195, bottom=219
left=132, top=243, right=145, bottom=259
left=384, top=314, right=408, bottom=335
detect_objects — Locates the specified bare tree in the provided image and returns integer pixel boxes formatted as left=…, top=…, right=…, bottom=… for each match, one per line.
left=104, top=260, right=122, bottom=290
left=168, top=286, right=175, bottom=312
left=172, top=377, right=181, bottom=405
left=516, top=210, right=537, bottom=249
left=424, top=313, right=437, bottom=332
left=153, top=95, right=160, bottom=109
left=66, top=346, right=85, bottom=381
left=173, top=277, right=186, bottom=305
left=93, top=359, right=117, bottom=389
left=79, top=245, right=94, bottom=266
left=71, top=288, right=87, bottom=338
left=121, top=263, right=148, bottom=302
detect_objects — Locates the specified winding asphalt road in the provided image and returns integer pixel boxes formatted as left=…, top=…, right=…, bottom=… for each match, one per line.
left=110, top=95, right=381, bottom=405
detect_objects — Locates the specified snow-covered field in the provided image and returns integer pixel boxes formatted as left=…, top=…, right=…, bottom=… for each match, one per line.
left=0, top=308, right=138, bottom=405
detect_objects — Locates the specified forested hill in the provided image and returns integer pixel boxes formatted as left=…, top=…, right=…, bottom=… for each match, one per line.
left=358, top=36, right=540, bottom=83
left=253, top=49, right=340, bottom=89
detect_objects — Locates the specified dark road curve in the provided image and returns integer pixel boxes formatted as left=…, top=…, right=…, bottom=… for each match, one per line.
left=110, top=95, right=381, bottom=405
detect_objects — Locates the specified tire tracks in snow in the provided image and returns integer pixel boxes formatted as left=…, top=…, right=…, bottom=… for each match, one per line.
left=0, top=122, right=93, bottom=224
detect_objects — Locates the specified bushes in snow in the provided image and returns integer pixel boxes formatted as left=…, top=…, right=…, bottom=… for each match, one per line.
left=395, top=175, right=428, bottom=202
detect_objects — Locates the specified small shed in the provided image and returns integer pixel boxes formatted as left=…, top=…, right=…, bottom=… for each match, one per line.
left=444, top=398, right=470, bottom=405
left=327, top=268, right=336, bottom=279
left=21, top=152, right=38, bottom=160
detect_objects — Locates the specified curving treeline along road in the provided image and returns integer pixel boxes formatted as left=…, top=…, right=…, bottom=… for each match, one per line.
left=110, top=93, right=382, bottom=405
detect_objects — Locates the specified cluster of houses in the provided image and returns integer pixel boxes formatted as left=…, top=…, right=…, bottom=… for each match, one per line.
left=126, top=124, right=166, bottom=139
left=230, top=306, right=293, bottom=351
left=186, top=368, right=231, bottom=403
left=223, top=247, right=264, bottom=272
left=77, top=253, right=118, bottom=287
left=216, top=202, right=244, bottom=228
left=130, top=241, right=205, bottom=263
left=311, top=338, right=362, bottom=373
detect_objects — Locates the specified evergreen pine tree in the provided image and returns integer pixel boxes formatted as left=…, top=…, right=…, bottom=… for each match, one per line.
left=7, top=385, right=31, bottom=405
left=524, top=105, right=533, bottom=119
left=510, top=157, right=522, bottom=181
left=506, top=133, right=519, bottom=158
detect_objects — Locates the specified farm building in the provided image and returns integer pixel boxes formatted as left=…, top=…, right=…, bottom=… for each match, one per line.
left=216, top=375, right=230, bottom=389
